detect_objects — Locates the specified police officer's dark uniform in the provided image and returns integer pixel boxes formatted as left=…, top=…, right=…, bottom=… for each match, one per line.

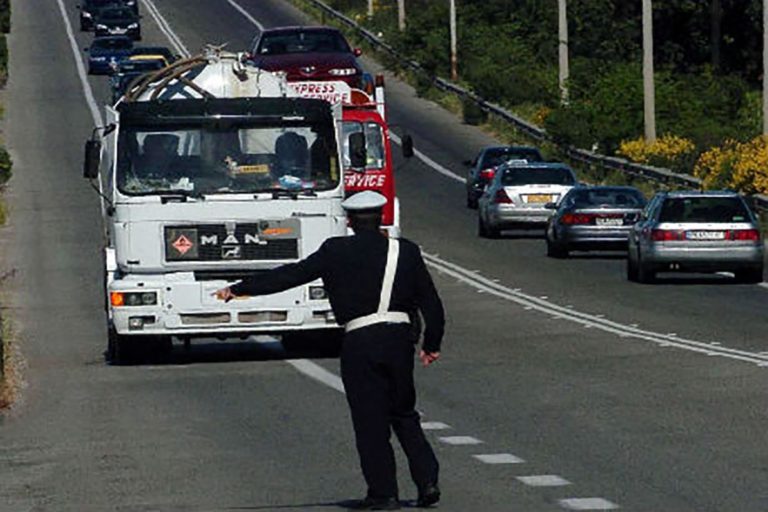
left=219, top=191, right=444, bottom=510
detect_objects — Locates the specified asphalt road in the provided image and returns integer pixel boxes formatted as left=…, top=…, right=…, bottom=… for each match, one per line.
left=1, top=0, right=768, bottom=511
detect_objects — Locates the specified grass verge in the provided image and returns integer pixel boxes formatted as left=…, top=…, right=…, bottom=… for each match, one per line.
left=0, top=316, right=20, bottom=409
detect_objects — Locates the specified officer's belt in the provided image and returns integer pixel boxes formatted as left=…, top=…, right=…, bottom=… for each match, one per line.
left=345, top=238, right=411, bottom=333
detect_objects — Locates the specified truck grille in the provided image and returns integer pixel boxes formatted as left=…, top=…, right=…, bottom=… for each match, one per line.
left=165, top=223, right=299, bottom=262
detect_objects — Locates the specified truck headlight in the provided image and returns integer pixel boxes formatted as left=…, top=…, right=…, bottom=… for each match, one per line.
left=111, top=291, right=158, bottom=307
left=309, top=286, right=327, bottom=300
left=329, top=68, right=357, bottom=76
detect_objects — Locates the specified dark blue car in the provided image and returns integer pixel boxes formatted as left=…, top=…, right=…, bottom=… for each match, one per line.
left=85, top=36, right=134, bottom=75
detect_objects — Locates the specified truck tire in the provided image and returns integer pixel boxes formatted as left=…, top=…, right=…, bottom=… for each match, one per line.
left=107, top=326, right=139, bottom=365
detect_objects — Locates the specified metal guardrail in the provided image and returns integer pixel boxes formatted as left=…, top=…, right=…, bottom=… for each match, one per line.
left=305, top=0, right=768, bottom=212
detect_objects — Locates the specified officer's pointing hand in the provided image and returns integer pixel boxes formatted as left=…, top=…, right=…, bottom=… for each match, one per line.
left=419, top=350, right=440, bottom=367
left=213, top=287, right=238, bottom=302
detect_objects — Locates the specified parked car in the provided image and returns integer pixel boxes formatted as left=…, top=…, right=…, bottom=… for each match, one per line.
left=247, top=26, right=365, bottom=89
left=478, top=162, right=578, bottom=238
left=465, top=145, right=544, bottom=208
left=110, top=57, right=166, bottom=103
left=93, top=5, right=141, bottom=40
left=85, top=36, right=134, bottom=75
left=627, top=191, right=764, bottom=283
left=78, top=0, right=128, bottom=31
left=545, top=186, right=646, bottom=258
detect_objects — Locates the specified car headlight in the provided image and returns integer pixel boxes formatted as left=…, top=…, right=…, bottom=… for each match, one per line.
left=128, top=23, right=138, bottom=29
left=329, top=68, right=357, bottom=76
left=110, top=291, right=158, bottom=307
left=92, top=56, right=107, bottom=62
left=82, top=11, right=92, bottom=18
left=95, top=24, right=108, bottom=30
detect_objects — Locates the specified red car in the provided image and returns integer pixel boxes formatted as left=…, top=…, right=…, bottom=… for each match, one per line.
left=248, top=26, right=365, bottom=89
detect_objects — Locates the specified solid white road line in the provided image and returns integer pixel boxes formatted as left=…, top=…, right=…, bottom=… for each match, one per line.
left=389, top=132, right=466, bottom=183
left=558, top=497, right=620, bottom=510
left=55, top=0, right=103, bottom=126
left=517, top=475, right=571, bottom=487
left=438, top=436, right=483, bottom=445
left=140, top=0, right=191, bottom=58
left=473, top=453, right=525, bottom=464
left=423, top=251, right=768, bottom=367
left=224, top=0, right=266, bottom=31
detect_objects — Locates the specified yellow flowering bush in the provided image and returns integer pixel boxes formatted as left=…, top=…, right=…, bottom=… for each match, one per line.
left=617, top=135, right=696, bottom=173
left=693, top=136, right=768, bottom=194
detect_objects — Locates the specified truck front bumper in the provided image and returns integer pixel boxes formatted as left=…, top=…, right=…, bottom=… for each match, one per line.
left=109, top=274, right=338, bottom=337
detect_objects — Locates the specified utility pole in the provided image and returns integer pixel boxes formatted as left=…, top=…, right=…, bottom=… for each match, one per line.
left=763, top=0, right=768, bottom=134
left=368, top=0, right=374, bottom=18
left=642, top=0, right=657, bottom=143
left=450, top=0, right=458, bottom=80
left=398, top=0, right=405, bottom=31
left=558, top=0, right=569, bottom=104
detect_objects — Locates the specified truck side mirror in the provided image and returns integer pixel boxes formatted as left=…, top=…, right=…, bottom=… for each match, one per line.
left=401, top=134, right=414, bottom=159
left=348, top=132, right=367, bottom=169
left=83, top=139, right=101, bottom=179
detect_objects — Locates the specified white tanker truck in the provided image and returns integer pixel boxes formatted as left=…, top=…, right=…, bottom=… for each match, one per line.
left=83, top=47, right=367, bottom=363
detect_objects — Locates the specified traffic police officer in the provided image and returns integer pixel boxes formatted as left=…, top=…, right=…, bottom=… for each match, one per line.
left=215, top=191, right=444, bottom=510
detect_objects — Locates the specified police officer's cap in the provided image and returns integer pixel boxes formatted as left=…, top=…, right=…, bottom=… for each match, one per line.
left=342, top=191, right=388, bottom=212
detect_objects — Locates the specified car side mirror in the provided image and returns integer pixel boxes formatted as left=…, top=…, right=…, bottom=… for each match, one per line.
left=83, top=139, right=101, bottom=179
left=353, top=48, right=362, bottom=57
left=544, top=202, right=557, bottom=210
left=348, top=132, right=367, bottom=169
left=401, top=134, right=414, bottom=159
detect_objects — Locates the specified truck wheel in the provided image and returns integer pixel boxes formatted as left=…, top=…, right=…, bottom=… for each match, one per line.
left=107, top=326, right=137, bottom=365
left=735, top=266, right=764, bottom=284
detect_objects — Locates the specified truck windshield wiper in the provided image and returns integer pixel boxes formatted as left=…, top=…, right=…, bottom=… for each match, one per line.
left=158, top=190, right=205, bottom=203
left=260, top=188, right=317, bottom=199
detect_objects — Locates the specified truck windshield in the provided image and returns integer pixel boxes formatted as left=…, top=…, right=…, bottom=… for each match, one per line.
left=117, top=121, right=339, bottom=196
left=341, top=121, right=385, bottom=170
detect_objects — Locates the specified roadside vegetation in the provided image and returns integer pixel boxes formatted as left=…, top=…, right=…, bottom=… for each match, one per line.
left=0, top=0, right=11, bottom=405
left=296, top=0, right=768, bottom=196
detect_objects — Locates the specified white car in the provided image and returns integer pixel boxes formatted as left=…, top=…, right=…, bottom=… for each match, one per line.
left=478, top=162, right=578, bottom=238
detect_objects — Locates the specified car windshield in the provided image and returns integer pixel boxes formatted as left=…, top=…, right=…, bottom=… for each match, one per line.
left=117, top=121, right=339, bottom=196
left=501, top=167, right=575, bottom=186
left=99, top=7, right=134, bottom=19
left=566, top=188, right=645, bottom=208
left=481, top=148, right=542, bottom=168
left=258, top=31, right=351, bottom=55
left=87, top=0, right=117, bottom=7
left=659, top=197, right=751, bottom=223
left=93, top=38, right=132, bottom=50
left=341, top=121, right=385, bottom=170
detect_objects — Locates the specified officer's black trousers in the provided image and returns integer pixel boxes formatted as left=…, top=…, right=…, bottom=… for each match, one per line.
left=340, top=324, right=439, bottom=499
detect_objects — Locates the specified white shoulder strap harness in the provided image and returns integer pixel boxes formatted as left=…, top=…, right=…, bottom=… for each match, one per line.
left=344, top=238, right=411, bottom=333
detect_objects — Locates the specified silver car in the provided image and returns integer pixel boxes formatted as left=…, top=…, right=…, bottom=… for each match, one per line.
left=545, top=186, right=646, bottom=257
left=627, top=191, right=764, bottom=283
left=478, top=162, right=577, bottom=238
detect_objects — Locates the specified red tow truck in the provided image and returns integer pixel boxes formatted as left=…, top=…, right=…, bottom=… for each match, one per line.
left=288, top=77, right=411, bottom=237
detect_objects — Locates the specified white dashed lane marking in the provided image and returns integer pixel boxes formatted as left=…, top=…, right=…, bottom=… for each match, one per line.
left=420, top=421, right=451, bottom=430
left=559, top=497, right=620, bottom=510
left=438, top=436, right=483, bottom=445
left=473, top=453, right=525, bottom=464
left=516, top=475, right=571, bottom=487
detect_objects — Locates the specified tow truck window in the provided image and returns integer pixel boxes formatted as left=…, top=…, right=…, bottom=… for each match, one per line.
left=116, top=122, right=339, bottom=196
left=341, top=122, right=385, bottom=170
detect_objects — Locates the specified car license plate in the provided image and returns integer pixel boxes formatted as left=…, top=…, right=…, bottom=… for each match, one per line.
left=595, top=217, right=623, bottom=226
left=111, top=28, right=127, bottom=34
left=686, top=230, right=725, bottom=240
left=525, top=194, right=552, bottom=203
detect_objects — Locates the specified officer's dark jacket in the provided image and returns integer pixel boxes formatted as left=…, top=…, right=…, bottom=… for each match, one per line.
left=230, top=230, right=445, bottom=352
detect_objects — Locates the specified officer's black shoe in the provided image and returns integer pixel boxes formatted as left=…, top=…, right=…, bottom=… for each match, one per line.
left=346, top=496, right=401, bottom=510
left=416, top=484, right=440, bottom=508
